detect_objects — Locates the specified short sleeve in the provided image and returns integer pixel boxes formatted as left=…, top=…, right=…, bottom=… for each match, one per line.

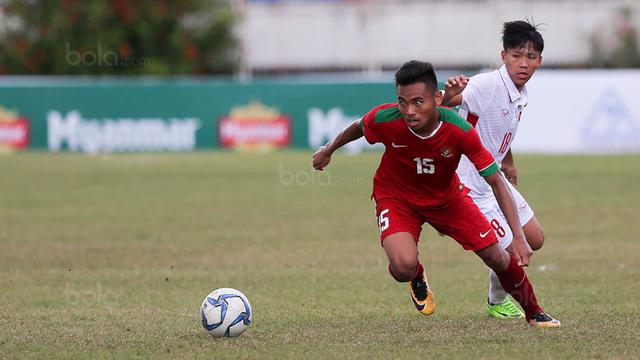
left=460, top=126, right=498, bottom=177
left=460, top=74, right=494, bottom=117
left=361, top=105, right=390, bottom=145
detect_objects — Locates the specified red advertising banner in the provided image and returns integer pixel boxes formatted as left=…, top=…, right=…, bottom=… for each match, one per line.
left=0, top=107, right=29, bottom=150
left=219, top=101, right=291, bottom=150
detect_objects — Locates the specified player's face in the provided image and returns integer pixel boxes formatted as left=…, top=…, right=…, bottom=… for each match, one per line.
left=501, top=43, right=542, bottom=88
left=396, top=82, right=438, bottom=134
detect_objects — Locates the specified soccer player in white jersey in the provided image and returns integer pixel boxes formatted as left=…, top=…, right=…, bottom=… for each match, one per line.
left=441, top=20, right=545, bottom=319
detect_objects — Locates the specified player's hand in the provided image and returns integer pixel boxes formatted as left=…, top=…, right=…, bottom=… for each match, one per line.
left=501, top=163, right=518, bottom=186
left=444, top=75, right=469, bottom=96
left=508, top=235, right=533, bottom=267
left=312, top=146, right=332, bottom=171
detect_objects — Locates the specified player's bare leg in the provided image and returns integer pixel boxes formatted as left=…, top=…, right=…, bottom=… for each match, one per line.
left=523, top=216, right=545, bottom=251
left=382, top=232, right=435, bottom=316
left=475, top=243, right=560, bottom=328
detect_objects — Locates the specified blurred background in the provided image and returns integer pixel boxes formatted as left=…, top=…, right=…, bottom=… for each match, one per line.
left=2, top=3, right=640, bottom=357
left=0, top=0, right=639, bottom=154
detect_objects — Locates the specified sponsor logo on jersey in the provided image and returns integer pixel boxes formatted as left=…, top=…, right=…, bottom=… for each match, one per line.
left=219, top=101, right=290, bottom=151
left=0, top=106, right=29, bottom=151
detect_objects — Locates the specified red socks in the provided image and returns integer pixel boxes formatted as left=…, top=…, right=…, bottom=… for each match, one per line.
left=386, top=256, right=543, bottom=321
left=413, top=262, right=424, bottom=280
left=495, top=255, right=543, bottom=320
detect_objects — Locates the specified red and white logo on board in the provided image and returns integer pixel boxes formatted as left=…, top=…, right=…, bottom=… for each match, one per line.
left=219, top=101, right=290, bottom=150
left=0, top=106, right=29, bottom=150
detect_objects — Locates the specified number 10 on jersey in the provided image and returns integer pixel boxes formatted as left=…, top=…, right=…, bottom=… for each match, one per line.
left=413, top=157, right=435, bottom=174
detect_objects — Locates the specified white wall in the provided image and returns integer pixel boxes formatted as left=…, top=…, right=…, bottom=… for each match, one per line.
left=237, top=0, right=640, bottom=71
left=514, top=69, right=640, bottom=154
left=299, top=69, right=640, bottom=154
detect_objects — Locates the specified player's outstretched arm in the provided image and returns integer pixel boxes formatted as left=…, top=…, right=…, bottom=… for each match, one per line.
left=312, top=120, right=364, bottom=171
left=500, top=149, right=518, bottom=186
left=441, top=75, right=469, bottom=107
left=484, top=172, right=532, bottom=266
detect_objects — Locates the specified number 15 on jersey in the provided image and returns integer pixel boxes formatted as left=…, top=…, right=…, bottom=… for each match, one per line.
left=413, top=157, right=435, bottom=174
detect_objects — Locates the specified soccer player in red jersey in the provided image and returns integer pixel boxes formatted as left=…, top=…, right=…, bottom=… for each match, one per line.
left=312, top=60, right=560, bottom=328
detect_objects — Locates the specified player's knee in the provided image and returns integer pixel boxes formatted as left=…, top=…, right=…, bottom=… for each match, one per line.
left=483, top=255, right=506, bottom=272
left=476, top=246, right=509, bottom=272
left=524, top=218, right=545, bottom=251
left=388, top=257, right=417, bottom=282
left=530, top=228, right=545, bottom=251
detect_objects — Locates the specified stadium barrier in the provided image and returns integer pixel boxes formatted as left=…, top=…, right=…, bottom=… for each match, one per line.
left=0, top=78, right=394, bottom=153
left=514, top=70, right=640, bottom=154
left=0, top=70, right=638, bottom=154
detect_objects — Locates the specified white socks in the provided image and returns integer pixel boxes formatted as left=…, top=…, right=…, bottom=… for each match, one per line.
left=488, top=269, right=509, bottom=305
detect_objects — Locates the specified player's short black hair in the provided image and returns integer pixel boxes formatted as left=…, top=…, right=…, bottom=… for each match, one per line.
left=394, top=60, right=438, bottom=93
left=503, top=20, right=544, bottom=53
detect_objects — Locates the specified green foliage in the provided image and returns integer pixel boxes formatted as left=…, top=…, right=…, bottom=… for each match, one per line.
left=588, top=7, right=640, bottom=68
left=0, top=0, right=239, bottom=75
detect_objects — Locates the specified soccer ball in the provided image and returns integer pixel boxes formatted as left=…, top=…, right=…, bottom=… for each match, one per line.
left=200, top=288, right=252, bottom=338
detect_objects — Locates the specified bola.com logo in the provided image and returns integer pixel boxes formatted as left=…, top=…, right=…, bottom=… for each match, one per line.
left=65, top=42, right=150, bottom=68
left=277, top=163, right=365, bottom=187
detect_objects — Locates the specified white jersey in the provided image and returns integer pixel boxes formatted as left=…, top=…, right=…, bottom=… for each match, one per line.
left=456, top=64, right=528, bottom=200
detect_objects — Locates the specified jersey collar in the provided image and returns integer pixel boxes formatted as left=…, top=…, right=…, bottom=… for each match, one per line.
left=498, top=64, right=527, bottom=104
left=408, top=120, right=442, bottom=140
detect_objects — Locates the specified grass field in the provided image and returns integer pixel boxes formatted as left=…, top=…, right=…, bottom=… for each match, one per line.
left=1, top=152, right=639, bottom=359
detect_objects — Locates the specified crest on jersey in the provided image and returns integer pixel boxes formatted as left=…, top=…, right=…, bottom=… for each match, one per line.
left=440, top=147, right=453, bottom=157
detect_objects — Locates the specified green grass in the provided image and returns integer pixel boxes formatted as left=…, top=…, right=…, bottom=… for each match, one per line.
left=1, top=152, right=639, bottom=359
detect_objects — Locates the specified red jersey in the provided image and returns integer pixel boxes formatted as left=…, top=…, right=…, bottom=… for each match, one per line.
left=360, top=103, right=498, bottom=208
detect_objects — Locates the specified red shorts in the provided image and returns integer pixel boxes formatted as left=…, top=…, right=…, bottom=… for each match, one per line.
left=373, top=194, right=498, bottom=251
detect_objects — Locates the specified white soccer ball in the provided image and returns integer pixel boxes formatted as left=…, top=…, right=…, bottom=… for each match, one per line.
left=200, top=288, right=252, bottom=338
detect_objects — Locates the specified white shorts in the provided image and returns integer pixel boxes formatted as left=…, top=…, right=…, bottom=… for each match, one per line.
left=470, top=180, right=534, bottom=249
